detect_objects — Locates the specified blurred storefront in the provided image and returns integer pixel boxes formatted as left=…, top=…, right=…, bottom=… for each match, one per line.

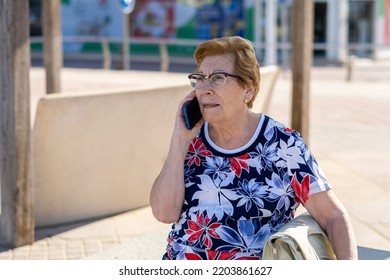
left=29, top=0, right=390, bottom=64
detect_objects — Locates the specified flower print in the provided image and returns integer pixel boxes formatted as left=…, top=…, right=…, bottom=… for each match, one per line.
left=236, top=179, right=270, bottom=213
left=184, top=252, right=202, bottom=260
left=186, top=137, right=212, bottom=166
left=248, top=141, right=278, bottom=173
left=184, top=249, right=239, bottom=260
left=229, top=154, right=250, bottom=177
left=235, top=255, right=261, bottom=260
left=264, top=119, right=285, bottom=141
left=173, top=211, right=191, bottom=233
left=265, top=170, right=296, bottom=212
left=203, top=157, right=235, bottom=187
left=298, top=149, right=330, bottom=193
left=164, top=233, right=193, bottom=260
left=164, top=247, right=173, bottom=260
left=283, top=127, right=295, bottom=133
left=185, top=212, right=221, bottom=249
left=291, top=173, right=310, bottom=205
left=215, top=218, right=271, bottom=252
left=300, top=161, right=329, bottom=193
left=172, top=241, right=193, bottom=260
left=192, top=175, right=240, bottom=220
left=275, top=136, right=306, bottom=175
left=237, top=218, right=269, bottom=249
left=206, top=249, right=239, bottom=260
left=184, top=165, right=196, bottom=187
left=165, top=237, right=174, bottom=259
left=267, top=209, right=292, bottom=233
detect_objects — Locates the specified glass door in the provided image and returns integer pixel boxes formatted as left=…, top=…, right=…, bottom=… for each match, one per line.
left=314, top=2, right=327, bottom=57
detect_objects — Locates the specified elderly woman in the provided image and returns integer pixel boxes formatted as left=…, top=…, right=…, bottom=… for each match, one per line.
left=150, top=36, right=357, bottom=260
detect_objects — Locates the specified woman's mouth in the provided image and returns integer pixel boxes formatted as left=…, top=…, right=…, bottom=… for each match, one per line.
left=202, top=103, right=219, bottom=109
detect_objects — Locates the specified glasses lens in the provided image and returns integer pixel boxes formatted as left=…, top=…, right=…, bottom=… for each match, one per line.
left=210, top=73, right=227, bottom=87
left=189, top=75, right=204, bottom=88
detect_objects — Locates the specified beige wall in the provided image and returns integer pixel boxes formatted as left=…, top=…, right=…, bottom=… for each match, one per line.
left=33, top=66, right=279, bottom=227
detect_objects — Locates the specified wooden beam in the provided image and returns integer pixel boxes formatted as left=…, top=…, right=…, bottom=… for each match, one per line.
left=42, top=0, right=62, bottom=93
left=122, top=13, right=130, bottom=70
left=0, top=0, right=34, bottom=248
left=291, top=0, right=313, bottom=143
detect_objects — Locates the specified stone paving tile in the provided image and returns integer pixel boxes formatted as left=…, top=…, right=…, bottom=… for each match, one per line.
left=10, top=246, right=30, bottom=260
left=83, top=240, right=103, bottom=256
left=101, top=239, right=120, bottom=250
left=0, top=251, right=12, bottom=260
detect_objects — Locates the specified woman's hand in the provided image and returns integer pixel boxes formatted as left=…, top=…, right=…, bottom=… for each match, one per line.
left=172, top=91, right=204, bottom=155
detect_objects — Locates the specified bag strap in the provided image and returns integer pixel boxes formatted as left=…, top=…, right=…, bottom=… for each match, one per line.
left=283, top=226, right=320, bottom=259
left=268, top=225, right=320, bottom=260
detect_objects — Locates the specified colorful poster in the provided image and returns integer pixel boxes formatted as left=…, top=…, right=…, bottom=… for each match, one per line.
left=131, top=0, right=175, bottom=38
left=62, top=0, right=124, bottom=37
left=195, top=0, right=244, bottom=39
left=61, top=0, right=124, bottom=52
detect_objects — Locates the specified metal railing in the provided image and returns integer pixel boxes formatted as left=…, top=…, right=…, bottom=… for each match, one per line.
left=31, top=36, right=206, bottom=71
left=30, top=36, right=390, bottom=73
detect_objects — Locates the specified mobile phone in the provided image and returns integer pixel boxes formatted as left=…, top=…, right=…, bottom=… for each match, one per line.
left=182, top=97, right=202, bottom=130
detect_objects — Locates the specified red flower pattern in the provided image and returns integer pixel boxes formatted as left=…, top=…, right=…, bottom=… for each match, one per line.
left=283, top=127, right=295, bottom=133
left=185, top=249, right=238, bottom=260
left=184, top=249, right=261, bottom=260
left=229, top=154, right=250, bottom=177
left=185, top=212, right=221, bottom=249
left=186, top=138, right=213, bottom=166
left=291, top=174, right=310, bottom=205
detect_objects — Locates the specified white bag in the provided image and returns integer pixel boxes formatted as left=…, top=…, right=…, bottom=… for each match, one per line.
left=262, top=212, right=337, bottom=260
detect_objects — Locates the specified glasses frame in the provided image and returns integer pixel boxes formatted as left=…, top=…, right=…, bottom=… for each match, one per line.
left=187, top=72, right=242, bottom=89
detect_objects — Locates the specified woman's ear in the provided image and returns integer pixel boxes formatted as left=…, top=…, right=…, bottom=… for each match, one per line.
left=245, top=84, right=255, bottom=102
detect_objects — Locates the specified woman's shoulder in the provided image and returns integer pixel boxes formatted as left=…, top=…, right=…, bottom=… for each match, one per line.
left=263, top=115, right=305, bottom=141
left=262, top=115, right=293, bottom=133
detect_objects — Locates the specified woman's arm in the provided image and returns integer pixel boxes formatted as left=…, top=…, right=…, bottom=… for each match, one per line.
left=150, top=91, right=204, bottom=224
left=304, top=189, right=358, bottom=260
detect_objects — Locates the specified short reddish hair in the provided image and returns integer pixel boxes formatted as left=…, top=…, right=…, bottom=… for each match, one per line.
left=194, top=36, right=261, bottom=108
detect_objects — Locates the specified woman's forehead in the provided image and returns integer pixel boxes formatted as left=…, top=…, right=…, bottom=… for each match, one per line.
left=198, top=53, right=235, bottom=73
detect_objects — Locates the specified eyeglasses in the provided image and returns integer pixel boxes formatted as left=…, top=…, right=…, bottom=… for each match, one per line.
left=187, top=72, right=241, bottom=89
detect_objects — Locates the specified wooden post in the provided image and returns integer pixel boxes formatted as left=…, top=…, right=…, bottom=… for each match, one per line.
left=122, top=13, right=130, bottom=70
left=0, top=0, right=34, bottom=248
left=102, top=39, right=112, bottom=69
left=42, top=0, right=62, bottom=93
left=291, top=0, right=313, bottom=142
left=160, top=43, right=169, bottom=72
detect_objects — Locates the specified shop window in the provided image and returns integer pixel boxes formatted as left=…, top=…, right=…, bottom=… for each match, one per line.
left=348, top=0, right=374, bottom=57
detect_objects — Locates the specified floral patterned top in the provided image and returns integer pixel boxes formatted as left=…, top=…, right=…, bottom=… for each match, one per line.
left=162, top=114, right=331, bottom=260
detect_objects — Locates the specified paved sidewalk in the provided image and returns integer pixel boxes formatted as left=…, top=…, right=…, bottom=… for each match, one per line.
left=0, top=60, right=389, bottom=260
left=0, top=206, right=169, bottom=260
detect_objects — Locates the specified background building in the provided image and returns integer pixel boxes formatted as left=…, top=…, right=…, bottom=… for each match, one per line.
left=30, top=0, right=390, bottom=65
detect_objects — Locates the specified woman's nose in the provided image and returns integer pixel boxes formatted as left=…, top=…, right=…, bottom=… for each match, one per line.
left=196, top=85, right=213, bottom=96
left=198, top=79, right=213, bottom=91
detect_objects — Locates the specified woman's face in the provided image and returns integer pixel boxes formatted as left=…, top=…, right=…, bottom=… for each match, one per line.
left=195, top=53, right=249, bottom=125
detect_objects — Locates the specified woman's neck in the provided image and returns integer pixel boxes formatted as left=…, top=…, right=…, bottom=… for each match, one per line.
left=207, top=111, right=261, bottom=150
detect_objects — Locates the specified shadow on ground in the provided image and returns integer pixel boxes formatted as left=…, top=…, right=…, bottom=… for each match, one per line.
left=358, top=246, right=390, bottom=260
